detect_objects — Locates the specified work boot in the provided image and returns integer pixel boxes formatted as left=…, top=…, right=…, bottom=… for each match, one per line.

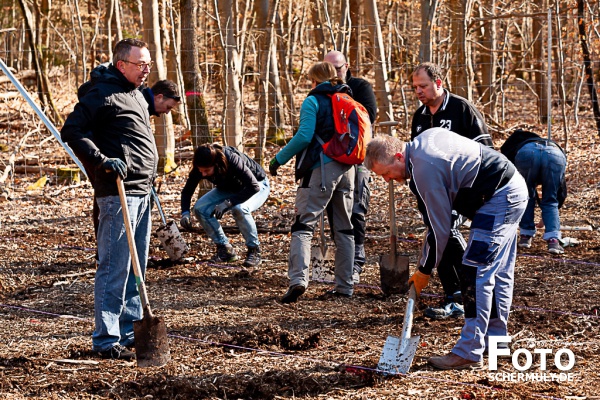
left=428, top=352, right=482, bottom=370
left=518, top=235, right=532, bottom=249
left=243, top=246, right=261, bottom=267
left=212, top=244, right=238, bottom=263
left=98, top=344, right=136, bottom=360
left=424, top=292, right=464, bottom=319
left=281, top=284, right=306, bottom=304
left=547, top=238, right=564, bottom=255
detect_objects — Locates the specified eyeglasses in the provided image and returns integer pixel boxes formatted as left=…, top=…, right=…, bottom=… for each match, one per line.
left=334, top=63, right=347, bottom=71
left=122, top=60, right=154, bottom=71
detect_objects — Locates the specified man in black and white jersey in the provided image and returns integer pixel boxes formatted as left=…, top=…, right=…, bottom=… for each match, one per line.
left=364, top=129, right=527, bottom=370
left=410, top=62, right=494, bottom=320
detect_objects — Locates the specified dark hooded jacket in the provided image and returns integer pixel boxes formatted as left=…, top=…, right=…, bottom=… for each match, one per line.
left=345, top=69, right=377, bottom=124
left=61, top=64, right=158, bottom=197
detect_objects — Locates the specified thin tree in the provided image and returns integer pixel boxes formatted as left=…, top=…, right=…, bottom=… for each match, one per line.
left=577, top=0, right=600, bottom=135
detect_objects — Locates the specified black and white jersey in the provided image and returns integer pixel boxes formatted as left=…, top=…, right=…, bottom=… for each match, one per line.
left=411, top=89, right=493, bottom=148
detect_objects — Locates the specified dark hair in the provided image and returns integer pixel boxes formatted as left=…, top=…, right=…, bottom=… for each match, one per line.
left=413, top=62, right=443, bottom=82
left=113, top=38, right=148, bottom=65
left=193, top=143, right=228, bottom=175
left=151, top=79, right=181, bottom=102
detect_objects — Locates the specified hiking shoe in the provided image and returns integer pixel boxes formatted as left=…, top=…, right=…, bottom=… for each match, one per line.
left=243, top=246, right=261, bottom=267
left=281, top=284, right=306, bottom=304
left=547, top=238, right=564, bottom=254
left=424, top=302, right=464, bottom=319
left=98, top=345, right=135, bottom=360
left=321, top=288, right=352, bottom=299
left=212, top=244, right=238, bottom=263
left=428, top=352, right=482, bottom=370
left=518, top=235, right=532, bottom=249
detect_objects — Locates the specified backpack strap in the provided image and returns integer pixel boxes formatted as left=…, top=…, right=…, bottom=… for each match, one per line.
left=315, top=136, right=327, bottom=192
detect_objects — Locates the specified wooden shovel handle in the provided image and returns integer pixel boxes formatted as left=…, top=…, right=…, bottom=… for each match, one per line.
left=388, top=180, right=398, bottom=256
left=117, top=177, right=152, bottom=316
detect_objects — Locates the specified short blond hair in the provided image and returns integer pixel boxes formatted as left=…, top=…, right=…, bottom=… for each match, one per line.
left=364, top=136, right=405, bottom=170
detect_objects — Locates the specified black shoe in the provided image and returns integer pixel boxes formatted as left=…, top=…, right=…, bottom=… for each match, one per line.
left=212, top=244, right=238, bottom=263
left=98, top=345, right=135, bottom=360
left=243, top=246, right=261, bottom=267
left=322, top=288, right=352, bottom=299
left=281, top=284, right=306, bottom=304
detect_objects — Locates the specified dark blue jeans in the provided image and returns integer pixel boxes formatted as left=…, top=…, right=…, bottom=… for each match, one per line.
left=514, top=141, right=566, bottom=240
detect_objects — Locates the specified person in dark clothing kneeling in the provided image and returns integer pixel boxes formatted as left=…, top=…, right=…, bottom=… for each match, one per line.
left=180, top=144, right=270, bottom=267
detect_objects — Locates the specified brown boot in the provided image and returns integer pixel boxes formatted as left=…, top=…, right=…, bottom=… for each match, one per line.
left=428, top=352, right=482, bottom=370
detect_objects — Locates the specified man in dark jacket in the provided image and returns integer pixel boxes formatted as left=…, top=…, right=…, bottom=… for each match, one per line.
left=365, top=129, right=527, bottom=370
left=61, top=38, right=157, bottom=361
left=410, top=62, right=494, bottom=320
left=324, top=50, right=377, bottom=280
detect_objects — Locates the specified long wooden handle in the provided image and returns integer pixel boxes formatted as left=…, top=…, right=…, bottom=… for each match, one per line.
left=117, top=177, right=152, bottom=315
left=388, top=180, right=397, bottom=256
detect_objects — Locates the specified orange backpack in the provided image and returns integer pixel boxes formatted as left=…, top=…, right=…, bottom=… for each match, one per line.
left=317, top=92, right=372, bottom=165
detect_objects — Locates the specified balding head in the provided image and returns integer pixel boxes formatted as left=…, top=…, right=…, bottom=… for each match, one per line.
left=324, top=51, right=348, bottom=80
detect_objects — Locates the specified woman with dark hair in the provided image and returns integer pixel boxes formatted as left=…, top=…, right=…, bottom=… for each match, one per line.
left=180, top=143, right=270, bottom=267
left=268, top=61, right=356, bottom=303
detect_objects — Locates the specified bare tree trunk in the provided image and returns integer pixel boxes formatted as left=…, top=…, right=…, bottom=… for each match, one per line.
left=216, top=0, right=244, bottom=150
left=348, top=0, right=361, bottom=70
left=181, top=0, right=211, bottom=147
left=577, top=0, right=600, bottom=135
left=533, top=8, right=548, bottom=123
left=475, top=0, right=497, bottom=119
left=419, top=0, right=439, bottom=62
left=364, top=0, right=392, bottom=122
left=143, top=0, right=176, bottom=174
left=449, top=0, right=473, bottom=100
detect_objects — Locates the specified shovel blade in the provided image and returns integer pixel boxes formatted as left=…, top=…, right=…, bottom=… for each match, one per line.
left=379, top=254, right=410, bottom=295
left=156, top=221, right=189, bottom=261
left=377, top=334, right=420, bottom=374
left=310, top=246, right=334, bottom=282
left=133, top=314, right=170, bottom=368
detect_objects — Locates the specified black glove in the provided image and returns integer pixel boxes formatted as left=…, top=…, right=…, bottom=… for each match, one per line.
left=102, top=158, right=127, bottom=179
left=213, top=200, right=232, bottom=220
left=269, top=157, right=281, bottom=176
left=180, top=211, right=193, bottom=230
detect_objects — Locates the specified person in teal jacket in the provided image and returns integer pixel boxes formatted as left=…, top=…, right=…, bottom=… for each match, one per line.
left=269, top=62, right=355, bottom=303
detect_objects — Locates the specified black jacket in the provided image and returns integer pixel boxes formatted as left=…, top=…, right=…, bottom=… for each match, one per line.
left=345, top=70, right=377, bottom=124
left=62, top=64, right=158, bottom=197
left=501, top=129, right=568, bottom=207
left=411, top=89, right=493, bottom=148
left=180, top=146, right=266, bottom=213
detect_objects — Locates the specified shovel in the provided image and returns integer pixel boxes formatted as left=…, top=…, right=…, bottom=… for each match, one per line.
left=379, top=180, right=410, bottom=295
left=378, top=284, right=420, bottom=374
left=151, top=187, right=189, bottom=261
left=310, top=212, right=335, bottom=281
left=117, top=177, right=171, bottom=367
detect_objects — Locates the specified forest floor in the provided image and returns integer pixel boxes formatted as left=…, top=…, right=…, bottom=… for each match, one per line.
left=2, top=93, right=600, bottom=399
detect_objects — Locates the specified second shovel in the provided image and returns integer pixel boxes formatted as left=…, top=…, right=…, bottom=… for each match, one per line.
left=379, top=180, right=409, bottom=295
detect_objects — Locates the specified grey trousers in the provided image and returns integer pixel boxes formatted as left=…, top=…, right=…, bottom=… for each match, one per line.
left=288, top=161, right=355, bottom=295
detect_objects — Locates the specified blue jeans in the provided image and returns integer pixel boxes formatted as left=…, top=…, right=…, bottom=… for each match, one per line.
left=452, top=174, right=527, bottom=362
left=514, top=141, right=566, bottom=240
left=193, top=178, right=270, bottom=247
left=93, top=193, right=152, bottom=352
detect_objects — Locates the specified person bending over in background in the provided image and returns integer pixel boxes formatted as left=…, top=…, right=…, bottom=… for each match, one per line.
left=180, top=143, right=270, bottom=267
left=501, top=129, right=567, bottom=254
